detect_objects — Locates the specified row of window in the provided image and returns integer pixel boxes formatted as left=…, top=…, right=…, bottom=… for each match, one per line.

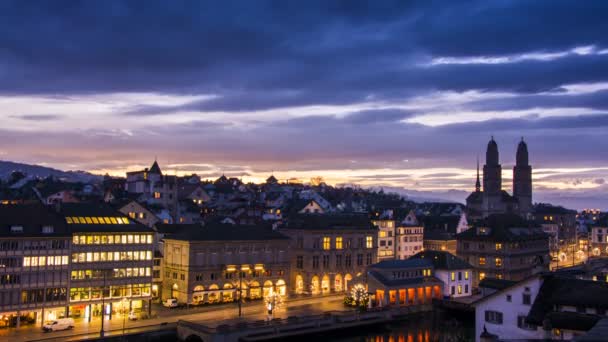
left=69, top=284, right=151, bottom=302
left=479, top=257, right=502, bottom=267
left=450, top=284, right=469, bottom=295
left=21, top=287, right=67, bottom=304
left=0, top=240, right=67, bottom=251
left=392, top=269, right=432, bottom=279
left=296, top=253, right=373, bottom=269
left=0, top=257, right=22, bottom=268
left=71, top=267, right=152, bottom=280
left=73, top=234, right=153, bottom=245
left=71, top=251, right=153, bottom=263
left=450, top=271, right=470, bottom=281
left=66, top=216, right=131, bottom=225
left=485, top=311, right=536, bottom=331
left=319, top=236, right=373, bottom=250
left=0, top=274, right=20, bottom=285
left=23, top=255, right=69, bottom=267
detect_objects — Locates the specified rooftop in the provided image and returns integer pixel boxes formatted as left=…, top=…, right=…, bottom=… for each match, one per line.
left=370, top=258, right=433, bottom=270
left=60, top=203, right=153, bottom=233
left=410, top=250, right=472, bottom=270
left=0, top=203, right=70, bottom=237
left=280, top=214, right=376, bottom=231
left=163, top=222, right=290, bottom=242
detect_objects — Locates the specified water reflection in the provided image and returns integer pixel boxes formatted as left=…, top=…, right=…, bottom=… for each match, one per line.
left=276, top=311, right=474, bottom=342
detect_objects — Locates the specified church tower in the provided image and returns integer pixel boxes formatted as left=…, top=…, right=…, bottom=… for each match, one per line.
left=483, top=137, right=501, bottom=194
left=483, top=137, right=503, bottom=216
left=513, top=138, right=532, bottom=216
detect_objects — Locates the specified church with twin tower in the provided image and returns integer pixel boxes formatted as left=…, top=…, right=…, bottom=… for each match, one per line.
left=466, top=137, right=532, bottom=220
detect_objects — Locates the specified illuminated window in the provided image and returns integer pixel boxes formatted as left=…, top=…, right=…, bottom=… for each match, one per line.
left=323, top=237, right=331, bottom=250
left=123, top=217, right=130, bottom=224
left=379, top=231, right=387, bottom=238
left=495, top=258, right=502, bottom=267
left=97, top=217, right=104, bottom=224
left=465, top=271, right=469, bottom=280
left=495, top=243, right=502, bottom=250
left=92, top=217, right=100, bottom=224
left=128, top=212, right=136, bottom=219
left=85, top=217, right=93, bottom=224
left=154, top=192, right=161, bottom=199
left=23, top=257, right=30, bottom=267
left=366, top=236, right=373, bottom=249
left=110, top=217, right=118, bottom=224
left=457, top=285, right=462, bottom=294
left=451, top=272, right=455, bottom=281
left=479, top=272, right=486, bottom=281
left=66, top=217, right=73, bottom=224
left=78, top=217, right=86, bottom=224
left=479, top=257, right=486, bottom=265
left=146, top=235, right=153, bottom=244
left=117, top=217, right=124, bottom=224
left=336, top=237, right=343, bottom=249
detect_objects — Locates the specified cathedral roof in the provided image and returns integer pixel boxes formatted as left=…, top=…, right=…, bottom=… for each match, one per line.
left=149, top=160, right=162, bottom=175
left=516, top=138, right=529, bottom=166
left=466, top=191, right=483, bottom=202
left=486, top=137, right=499, bottom=166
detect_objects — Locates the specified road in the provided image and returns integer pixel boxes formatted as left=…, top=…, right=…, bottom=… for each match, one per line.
left=0, top=295, right=350, bottom=342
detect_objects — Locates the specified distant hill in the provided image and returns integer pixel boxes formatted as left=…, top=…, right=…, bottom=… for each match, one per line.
left=0, top=160, right=102, bottom=183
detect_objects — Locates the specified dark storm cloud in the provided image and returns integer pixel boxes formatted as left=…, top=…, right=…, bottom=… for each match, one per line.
left=1, top=0, right=608, bottom=102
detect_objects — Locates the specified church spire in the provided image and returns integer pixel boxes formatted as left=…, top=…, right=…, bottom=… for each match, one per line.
left=475, top=155, right=481, bottom=192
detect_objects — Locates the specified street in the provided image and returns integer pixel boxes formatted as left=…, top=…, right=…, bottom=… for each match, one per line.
left=0, top=294, right=350, bottom=342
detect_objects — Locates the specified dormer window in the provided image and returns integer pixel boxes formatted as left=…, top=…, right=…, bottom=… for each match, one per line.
left=42, top=226, right=54, bottom=234
left=10, top=226, right=23, bottom=233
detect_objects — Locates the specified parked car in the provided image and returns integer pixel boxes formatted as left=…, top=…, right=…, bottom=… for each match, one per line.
left=128, top=311, right=138, bottom=321
left=42, top=318, right=74, bottom=332
left=163, top=298, right=179, bottom=308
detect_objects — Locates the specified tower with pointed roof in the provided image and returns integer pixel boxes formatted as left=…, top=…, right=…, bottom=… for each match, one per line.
left=467, top=137, right=531, bottom=220
left=513, top=138, right=532, bottom=216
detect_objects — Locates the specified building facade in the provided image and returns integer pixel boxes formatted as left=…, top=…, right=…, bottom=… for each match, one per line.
left=61, top=203, right=155, bottom=322
left=410, top=250, right=473, bottom=298
left=162, top=223, right=290, bottom=305
left=367, top=259, right=443, bottom=308
left=396, top=211, right=423, bottom=260
left=590, top=216, right=608, bottom=257
left=0, top=204, right=70, bottom=328
left=456, top=215, right=549, bottom=287
left=372, top=218, right=395, bottom=261
left=279, top=214, right=378, bottom=295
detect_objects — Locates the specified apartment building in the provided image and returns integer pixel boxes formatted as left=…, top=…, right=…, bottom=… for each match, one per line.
left=279, top=214, right=378, bottom=295
left=60, top=203, right=155, bottom=321
left=0, top=204, right=70, bottom=328
left=396, top=211, right=424, bottom=259
left=162, top=222, right=290, bottom=305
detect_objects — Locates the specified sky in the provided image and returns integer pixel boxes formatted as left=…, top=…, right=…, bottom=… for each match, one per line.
left=1, top=1, right=607, bottom=209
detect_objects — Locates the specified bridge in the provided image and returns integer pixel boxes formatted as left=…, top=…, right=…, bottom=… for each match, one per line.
left=177, top=305, right=433, bottom=342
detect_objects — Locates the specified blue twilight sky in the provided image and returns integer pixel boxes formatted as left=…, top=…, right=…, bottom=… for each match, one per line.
left=0, top=1, right=607, bottom=209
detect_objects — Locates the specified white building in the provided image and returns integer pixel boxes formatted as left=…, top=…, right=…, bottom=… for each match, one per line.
left=396, top=211, right=424, bottom=259
left=473, top=274, right=608, bottom=341
left=410, top=250, right=473, bottom=298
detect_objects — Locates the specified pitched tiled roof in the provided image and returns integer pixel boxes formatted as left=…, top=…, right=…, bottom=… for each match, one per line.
left=456, top=214, right=547, bottom=242
left=527, top=275, right=608, bottom=328
left=410, top=250, right=472, bottom=270
left=478, top=277, right=517, bottom=290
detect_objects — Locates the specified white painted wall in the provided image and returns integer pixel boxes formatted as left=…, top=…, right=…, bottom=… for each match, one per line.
left=436, top=269, right=472, bottom=297
left=474, top=277, right=543, bottom=342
